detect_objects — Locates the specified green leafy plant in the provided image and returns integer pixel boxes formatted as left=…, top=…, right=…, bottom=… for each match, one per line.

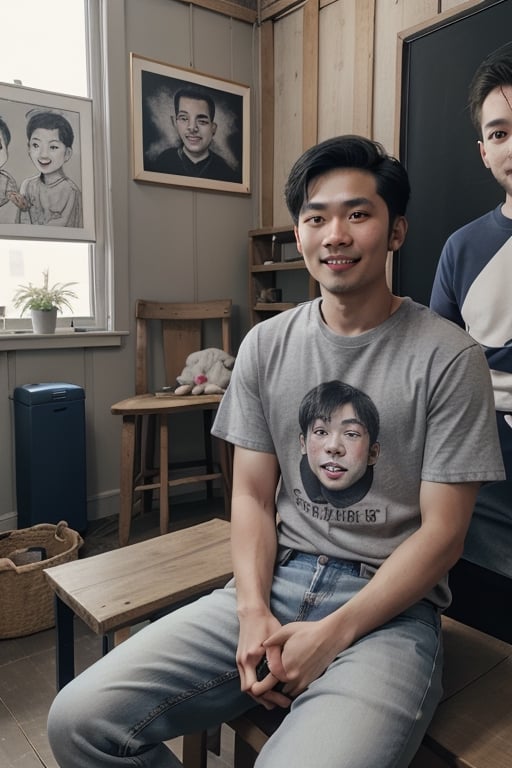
left=13, top=269, right=78, bottom=315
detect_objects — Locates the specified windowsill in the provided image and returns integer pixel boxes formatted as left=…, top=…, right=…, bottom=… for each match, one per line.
left=0, top=329, right=128, bottom=351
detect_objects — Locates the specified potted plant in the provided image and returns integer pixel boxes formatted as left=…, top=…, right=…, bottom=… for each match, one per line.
left=13, top=269, right=78, bottom=334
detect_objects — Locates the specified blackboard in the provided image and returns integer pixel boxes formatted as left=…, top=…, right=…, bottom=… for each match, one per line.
left=393, top=0, right=512, bottom=306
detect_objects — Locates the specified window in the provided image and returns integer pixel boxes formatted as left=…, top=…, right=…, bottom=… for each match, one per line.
left=0, top=0, right=110, bottom=332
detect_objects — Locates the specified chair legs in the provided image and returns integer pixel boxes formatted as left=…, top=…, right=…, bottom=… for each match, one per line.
left=182, top=732, right=208, bottom=768
left=119, top=413, right=162, bottom=547
left=203, top=411, right=215, bottom=500
left=140, top=414, right=156, bottom=515
left=158, top=413, right=169, bottom=536
left=118, top=411, right=232, bottom=547
left=118, top=412, right=170, bottom=546
left=181, top=718, right=268, bottom=768
left=119, top=415, right=136, bottom=547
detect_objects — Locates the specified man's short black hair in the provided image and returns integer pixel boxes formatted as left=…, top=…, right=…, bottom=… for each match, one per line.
left=284, top=135, right=410, bottom=227
left=299, top=380, right=380, bottom=446
left=468, top=42, right=512, bottom=137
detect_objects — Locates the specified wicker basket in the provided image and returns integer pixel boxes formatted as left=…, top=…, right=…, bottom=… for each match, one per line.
left=0, top=521, right=83, bottom=639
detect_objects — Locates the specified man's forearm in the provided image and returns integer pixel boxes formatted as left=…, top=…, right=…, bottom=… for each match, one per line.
left=231, top=496, right=278, bottom=618
left=323, top=481, right=478, bottom=651
left=329, top=527, right=457, bottom=645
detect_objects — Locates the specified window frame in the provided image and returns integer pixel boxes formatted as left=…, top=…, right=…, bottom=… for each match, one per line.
left=0, top=0, right=124, bottom=349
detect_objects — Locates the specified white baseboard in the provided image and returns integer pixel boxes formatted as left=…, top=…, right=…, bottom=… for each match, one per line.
left=0, top=511, right=17, bottom=532
left=1, top=481, right=222, bottom=532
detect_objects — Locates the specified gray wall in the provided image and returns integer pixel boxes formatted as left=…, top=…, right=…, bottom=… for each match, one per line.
left=0, top=0, right=258, bottom=531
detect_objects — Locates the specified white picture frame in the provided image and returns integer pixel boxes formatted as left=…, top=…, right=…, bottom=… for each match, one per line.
left=0, top=82, right=95, bottom=241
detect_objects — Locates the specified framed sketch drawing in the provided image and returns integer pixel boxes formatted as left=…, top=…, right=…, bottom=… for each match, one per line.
left=131, top=53, right=250, bottom=194
left=0, top=82, right=95, bottom=241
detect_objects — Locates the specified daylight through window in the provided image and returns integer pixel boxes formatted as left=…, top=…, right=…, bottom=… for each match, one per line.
left=0, top=0, right=108, bottom=330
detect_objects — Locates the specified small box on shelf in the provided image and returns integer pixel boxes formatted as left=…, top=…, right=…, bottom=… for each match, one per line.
left=256, top=288, right=282, bottom=303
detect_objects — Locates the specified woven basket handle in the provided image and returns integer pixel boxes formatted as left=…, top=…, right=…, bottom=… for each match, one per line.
left=54, top=520, right=69, bottom=542
left=0, top=557, right=17, bottom=572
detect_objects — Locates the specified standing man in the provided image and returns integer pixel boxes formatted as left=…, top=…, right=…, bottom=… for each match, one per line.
left=431, top=42, right=512, bottom=576
left=146, top=86, right=240, bottom=182
left=48, top=135, right=504, bottom=768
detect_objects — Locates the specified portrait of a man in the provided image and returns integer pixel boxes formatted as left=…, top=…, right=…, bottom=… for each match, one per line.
left=145, top=85, right=241, bottom=183
left=131, top=55, right=250, bottom=193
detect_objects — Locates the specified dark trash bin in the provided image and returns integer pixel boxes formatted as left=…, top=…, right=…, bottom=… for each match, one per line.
left=13, top=383, right=87, bottom=532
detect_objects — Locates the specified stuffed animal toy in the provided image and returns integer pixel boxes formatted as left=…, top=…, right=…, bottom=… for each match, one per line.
left=174, top=347, right=236, bottom=395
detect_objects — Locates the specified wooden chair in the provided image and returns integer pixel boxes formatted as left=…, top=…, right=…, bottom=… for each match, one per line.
left=111, top=299, right=233, bottom=546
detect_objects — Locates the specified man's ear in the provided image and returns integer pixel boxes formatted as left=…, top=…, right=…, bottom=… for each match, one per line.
left=388, top=216, right=407, bottom=252
left=478, top=139, right=491, bottom=169
left=212, top=122, right=217, bottom=137
left=367, top=442, right=380, bottom=467
left=294, top=225, right=303, bottom=255
left=64, top=147, right=72, bottom=163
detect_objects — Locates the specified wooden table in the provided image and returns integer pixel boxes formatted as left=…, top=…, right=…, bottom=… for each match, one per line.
left=44, top=518, right=232, bottom=690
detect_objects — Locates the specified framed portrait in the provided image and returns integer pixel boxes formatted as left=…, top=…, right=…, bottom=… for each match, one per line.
left=0, top=82, right=95, bottom=241
left=131, top=53, right=250, bottom=194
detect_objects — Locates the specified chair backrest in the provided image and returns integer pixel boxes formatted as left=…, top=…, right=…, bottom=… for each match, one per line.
left=134, top=299, right=232, bottom=395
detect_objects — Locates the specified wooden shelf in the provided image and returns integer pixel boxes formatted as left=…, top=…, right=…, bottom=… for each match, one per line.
left=253, top=302, right=296, bottom=312
left=248, top=226, right=318, bottom=326
left=251, top=261, right=306, bottom=273
left=248, top=225, right=296, bottom=239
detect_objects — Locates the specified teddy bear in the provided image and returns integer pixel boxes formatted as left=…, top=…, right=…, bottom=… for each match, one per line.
left=174, top=347, right=236, bottom=395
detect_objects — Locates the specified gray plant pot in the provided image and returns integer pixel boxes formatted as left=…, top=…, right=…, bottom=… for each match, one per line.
left=31, top=308, right=57, bottom=334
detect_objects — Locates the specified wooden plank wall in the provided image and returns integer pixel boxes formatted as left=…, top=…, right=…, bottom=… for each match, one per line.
left=260, top=0, right=481, bottom=227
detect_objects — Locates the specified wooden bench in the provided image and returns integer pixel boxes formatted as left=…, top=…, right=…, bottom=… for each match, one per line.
left=45, top=533, right=512, bottom=767
left=44, top=518, right=232, bottom=691
left=221, top=616, right=512, bottom=768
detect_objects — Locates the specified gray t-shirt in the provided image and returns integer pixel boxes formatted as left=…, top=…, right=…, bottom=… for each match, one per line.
left=212, top=297, right=505, bottom=607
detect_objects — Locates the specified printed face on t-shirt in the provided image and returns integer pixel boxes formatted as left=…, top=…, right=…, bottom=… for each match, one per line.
left=300, top=403, right=380, bottom=493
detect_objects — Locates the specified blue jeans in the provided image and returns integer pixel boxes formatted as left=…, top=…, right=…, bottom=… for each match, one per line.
left=47, top=552, right=443, bottom=768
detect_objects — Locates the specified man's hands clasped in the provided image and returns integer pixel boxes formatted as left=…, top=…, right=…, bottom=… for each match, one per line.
left=236, top=611, right=341, bottom=710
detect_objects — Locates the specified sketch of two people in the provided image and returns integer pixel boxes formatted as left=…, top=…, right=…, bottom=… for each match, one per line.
left=0, top=110, right=82, bottom=227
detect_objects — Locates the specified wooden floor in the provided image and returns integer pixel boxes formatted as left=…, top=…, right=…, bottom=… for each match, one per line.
left=0, top=499, right=234, bottom=768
